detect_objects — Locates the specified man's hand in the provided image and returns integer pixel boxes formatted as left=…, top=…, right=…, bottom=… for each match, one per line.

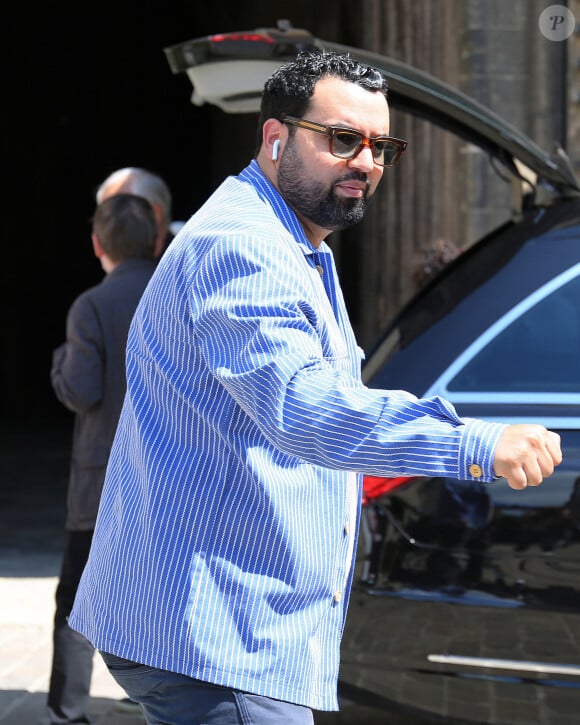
left=493, top=424, right=562, bottom=490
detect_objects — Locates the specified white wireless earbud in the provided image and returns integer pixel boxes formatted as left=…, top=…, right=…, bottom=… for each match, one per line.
left=272, top=139, right=280, bottom=161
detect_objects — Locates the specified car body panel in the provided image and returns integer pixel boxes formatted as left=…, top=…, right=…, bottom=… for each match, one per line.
left=344, top=446, right=580, bottom=723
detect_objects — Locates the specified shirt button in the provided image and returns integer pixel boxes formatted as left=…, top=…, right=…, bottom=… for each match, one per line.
left=333, top=591, right=342, bottom=603
left=469, top=464, right=483, bottom=478
left=344, top=521, right=350, bottom=535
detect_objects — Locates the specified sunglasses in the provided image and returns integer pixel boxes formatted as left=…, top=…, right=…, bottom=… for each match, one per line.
left=282, top=115, right=408, bottom=167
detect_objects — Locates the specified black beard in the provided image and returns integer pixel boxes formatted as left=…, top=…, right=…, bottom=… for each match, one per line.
left=278, top=143, right=371, bottom=231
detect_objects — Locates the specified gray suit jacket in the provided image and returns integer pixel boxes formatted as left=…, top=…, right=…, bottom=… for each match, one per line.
left=51, top=259, right=156, bottom=530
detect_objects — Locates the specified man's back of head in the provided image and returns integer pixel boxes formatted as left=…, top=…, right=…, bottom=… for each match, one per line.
left=96, top=167, right=173, bottom=258
left=92, top=193, right=157, bottom=264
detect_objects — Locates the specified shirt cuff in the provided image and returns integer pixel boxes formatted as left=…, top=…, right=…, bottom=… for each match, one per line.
left=459, top=418, right=509, bottom=482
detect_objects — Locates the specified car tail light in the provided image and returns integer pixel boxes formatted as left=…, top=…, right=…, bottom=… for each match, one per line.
left=209, top=33, right=275, bottom=45
left=362, top=475, right=418, bottom=504
left=200, top=32, right=279, bottom=61
left=165, top=25, right=317, bottom=76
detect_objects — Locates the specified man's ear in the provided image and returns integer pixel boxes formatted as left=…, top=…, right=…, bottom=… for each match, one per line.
left=91, top=233, right=104, bottom=259
left=150, top=201, right=164, bottom=232
left=262, top=118, right=286, bottom=162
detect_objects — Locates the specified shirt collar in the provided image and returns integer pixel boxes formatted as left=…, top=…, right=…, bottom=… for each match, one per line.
left=238, top=160, right=329, bottom=259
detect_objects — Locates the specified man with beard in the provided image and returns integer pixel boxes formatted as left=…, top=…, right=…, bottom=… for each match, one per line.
left=69, top=50, right=561, bottom=725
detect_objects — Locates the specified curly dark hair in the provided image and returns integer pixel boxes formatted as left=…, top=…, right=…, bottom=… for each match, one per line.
left=255, top=49, right=389, bottom=154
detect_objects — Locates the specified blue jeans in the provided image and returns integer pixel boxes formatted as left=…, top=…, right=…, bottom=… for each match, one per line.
left=100, top=651, right=315, bottom=724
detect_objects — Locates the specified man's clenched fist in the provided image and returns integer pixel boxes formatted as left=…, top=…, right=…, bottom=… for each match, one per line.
left=493, top=424, right=562, bottom=490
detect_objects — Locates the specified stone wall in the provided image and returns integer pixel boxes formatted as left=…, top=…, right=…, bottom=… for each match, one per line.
left=568, top=0, right=580, bottom=174
left=342, top=0, right=572, bottom=349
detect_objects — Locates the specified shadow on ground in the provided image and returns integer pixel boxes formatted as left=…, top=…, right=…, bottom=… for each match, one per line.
left=0, top=689, right=145, bottom=725
left=0, top=415, right=70, bottom=577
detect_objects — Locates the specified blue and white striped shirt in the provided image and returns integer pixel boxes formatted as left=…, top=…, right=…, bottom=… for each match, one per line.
left=69, top=160, right=505, bottom=711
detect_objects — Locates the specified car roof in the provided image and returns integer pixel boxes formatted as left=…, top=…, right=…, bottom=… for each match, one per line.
left=164, top=21, right=579, bottom=198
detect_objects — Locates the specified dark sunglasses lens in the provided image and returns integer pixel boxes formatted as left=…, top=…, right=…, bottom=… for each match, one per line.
left=373, top=140, right=401, bottom=166
left=332, top=131, right=363, bottom=158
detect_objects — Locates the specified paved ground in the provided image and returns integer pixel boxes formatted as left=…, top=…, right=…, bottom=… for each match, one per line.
left=0, top=415, right=145, bottom=725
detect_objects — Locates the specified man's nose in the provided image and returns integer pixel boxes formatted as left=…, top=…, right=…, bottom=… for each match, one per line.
left=347, top=142, right=376, bottom=172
